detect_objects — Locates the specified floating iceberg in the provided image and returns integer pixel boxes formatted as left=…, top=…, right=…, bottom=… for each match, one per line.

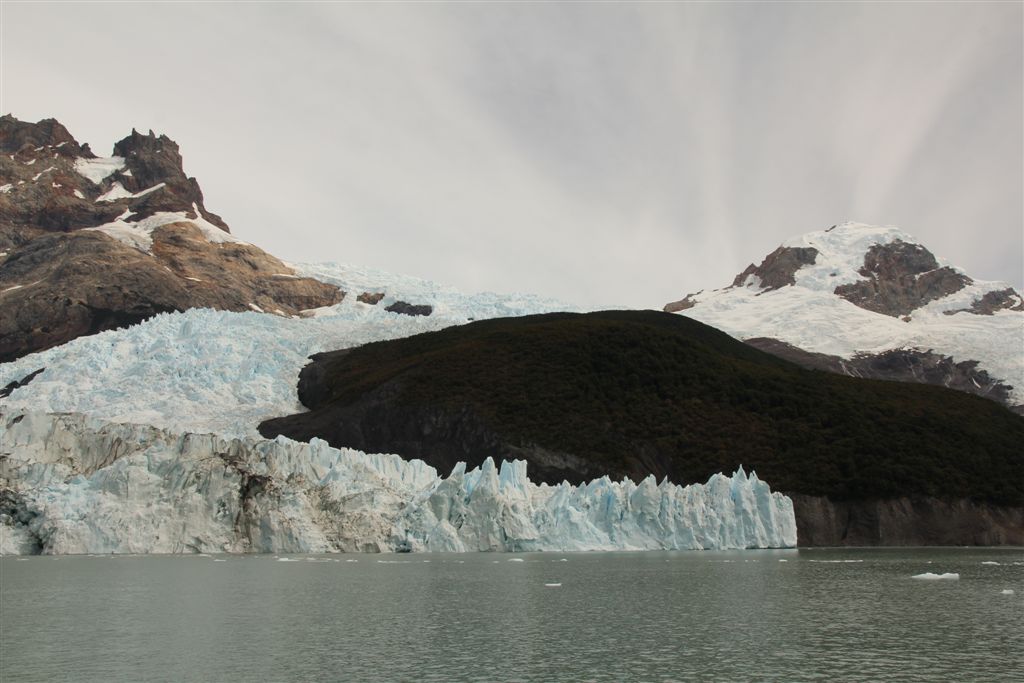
left=911, top=572, right=960, bottom=581
left=0, top=410, right=796, bottom=555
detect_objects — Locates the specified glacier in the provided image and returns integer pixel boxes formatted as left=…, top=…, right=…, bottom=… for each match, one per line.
left=0, top=262, right=587, bottom=438
left=0, top=261, right=798, bottom=554
left=0, top=410, right=797, bottom=554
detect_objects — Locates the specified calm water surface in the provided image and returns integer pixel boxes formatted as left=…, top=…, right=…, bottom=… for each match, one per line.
left=1, top=548, right=1022, bottom=682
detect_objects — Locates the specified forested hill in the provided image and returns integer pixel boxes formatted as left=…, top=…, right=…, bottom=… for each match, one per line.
left=260, top=310, right=1024, bottom=506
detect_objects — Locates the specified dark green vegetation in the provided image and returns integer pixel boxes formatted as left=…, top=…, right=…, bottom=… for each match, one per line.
left=260, top=311, right=1024, bottom=505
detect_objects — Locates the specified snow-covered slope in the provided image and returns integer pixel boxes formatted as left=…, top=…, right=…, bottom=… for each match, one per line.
left=0, top=262, right=585, bottom=438
left=0, top=410, right=796, bottom=554
left=665, top=223, right=1024, bottom=408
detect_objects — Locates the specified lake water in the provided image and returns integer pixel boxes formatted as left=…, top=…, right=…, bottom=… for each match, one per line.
left=1, top=548, right=1021, bottom=682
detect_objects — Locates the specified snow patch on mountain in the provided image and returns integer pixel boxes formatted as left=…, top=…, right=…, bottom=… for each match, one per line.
left=83, top=204, right=245, bottom=253
left=0, top=263, right=586, bottom=438
left=0, top=410, right=796, bottom=554
left=95, top=181, right=166, bottom=202
left=74, top=155, right=125, bottom=184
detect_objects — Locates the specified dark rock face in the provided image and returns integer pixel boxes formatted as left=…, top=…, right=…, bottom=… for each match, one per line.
left=663, top=294, right=698, bottom=313
left=0, top=225, right=342, bottom=362
left=0, top=115, right=82, bottom=156
left=111, top=128, right=228, bottom=229
left=791, top=494, right=1024, bottom=546
left=944, top=287, right=1024, bottom=316
left=385, top=301, right=432, bottom=317
left=0, top=116, right=343, bottom=361
left=0, top=368, right=44, bottom=399
left=834, top=240, right=972, bottom=317
left=663, top=246, right=818, bottom=313
left=744, top=338, right=1019, bottom=412
left=731, top=245, right=819, bottom=290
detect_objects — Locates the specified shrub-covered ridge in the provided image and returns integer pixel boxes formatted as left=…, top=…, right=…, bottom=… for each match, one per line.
left=260, top=310, right=1024, bottom=505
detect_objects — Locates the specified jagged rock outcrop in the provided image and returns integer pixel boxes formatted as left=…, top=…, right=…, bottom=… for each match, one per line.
left=0, top=115, right=342, bottom=361
left=665, top=245, right=819, bottom=313
left=945, top=287, right=1024, bottom=316
left=357, top=291, right=385, bottom=305
left=731, top=245, right=820, bottom=291
left=664, top=222, right=1023, bottom=411
left=385, top=301, right=433, bottom=317
left=833, top=240, right=972, bottom=316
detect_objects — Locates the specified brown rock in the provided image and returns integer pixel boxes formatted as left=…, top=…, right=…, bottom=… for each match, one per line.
left=943, top=287, right=1024, bottom=316
left=0, top=116, right=344, bottom=361
left=833, top=240, right=972, bottom=317
left=357, top=292, right=385, bottom=305
left=732, top=245, right=819, bottom=290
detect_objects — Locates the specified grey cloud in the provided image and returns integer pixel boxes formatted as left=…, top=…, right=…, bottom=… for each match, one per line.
left=2, top=2, right=1020, bottom=306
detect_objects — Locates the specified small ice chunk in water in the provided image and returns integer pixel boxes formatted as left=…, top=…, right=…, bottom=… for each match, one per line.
left=545, top=583, right=562, bottom=587
left=981, top=561, right=1000, bottom=566
left=1001, top=589, right=1015, bottom=595
left=508, top=558, right=525, bottom=562
left=911, top=572, right=959, bottom=580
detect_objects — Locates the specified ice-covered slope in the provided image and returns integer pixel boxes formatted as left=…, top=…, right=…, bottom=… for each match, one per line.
left=665, top=223, right=1024, bottom=408
left=0, top=410, right=796, bottom=554
left=0, top=262, right=585, bottom=438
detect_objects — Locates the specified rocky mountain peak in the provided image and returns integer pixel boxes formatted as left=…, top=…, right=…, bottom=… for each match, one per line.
left=668, top=223, right=1018, bottom=318
left=113, top=128, right=184, bottom=185
left=0, top=114, right=83, bottom=157
left=662, top=222, right=1023, bottom=411
left=0, top=114, right=343, bottom=362
left=0, top=115, right=229, bottom=237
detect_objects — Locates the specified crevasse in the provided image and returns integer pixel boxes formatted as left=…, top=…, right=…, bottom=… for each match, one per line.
left=0, top=410, right=797, bottom=555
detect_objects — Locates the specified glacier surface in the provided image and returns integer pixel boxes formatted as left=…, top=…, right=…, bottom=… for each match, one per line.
left=0, top=410, right=797, bottom=554
left=0, top=262, right=586, bottom=438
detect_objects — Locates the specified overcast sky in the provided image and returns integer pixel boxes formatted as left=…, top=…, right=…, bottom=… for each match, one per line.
left=3, top=2, right=1021, bottom=307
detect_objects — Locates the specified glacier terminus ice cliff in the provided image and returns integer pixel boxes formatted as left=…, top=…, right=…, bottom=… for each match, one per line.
left=0, top=410, right=797, bottom=555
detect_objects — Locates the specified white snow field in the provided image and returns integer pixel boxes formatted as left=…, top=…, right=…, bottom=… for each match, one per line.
left=676, top=222, right=1024, bottom=406
left=0, top=410, right=796, bottom=554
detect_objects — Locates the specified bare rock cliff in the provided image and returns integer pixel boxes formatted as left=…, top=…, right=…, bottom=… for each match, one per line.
left=0, top=115, right=342, bottom=361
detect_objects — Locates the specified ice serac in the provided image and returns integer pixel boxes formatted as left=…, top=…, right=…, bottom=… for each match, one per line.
left=0, top=410, right=797, bottom=554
